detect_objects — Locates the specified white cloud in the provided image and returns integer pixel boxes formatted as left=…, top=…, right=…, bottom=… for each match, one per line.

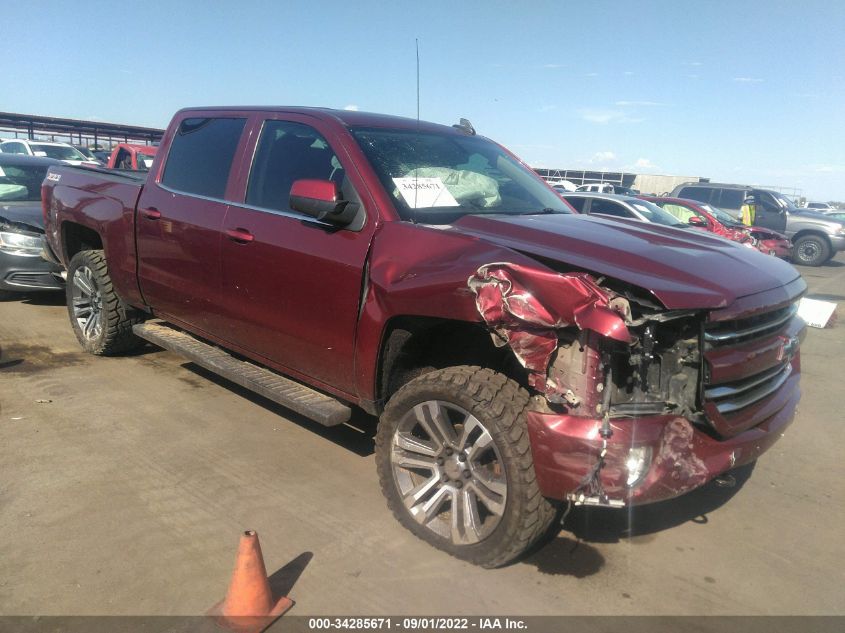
left=542, top=63, right=566, bottom=69
left=592, top=151, right=616, bottom=163
left=538, top=104, right=557, bottom=113
left=579, top=109, right=644, bottom=124
left=343, top=104, right=359, bottom=111
left=583, top=72, right=599, bottom=77
left=733, top=77, right=764, bottom=83
left=615, top=100, right=667, bottom=107
left=623, top=71, right=635, bottom=76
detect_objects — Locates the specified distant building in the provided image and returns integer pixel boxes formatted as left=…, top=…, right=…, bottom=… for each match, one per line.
left=533, top=168, right=707, bottom=195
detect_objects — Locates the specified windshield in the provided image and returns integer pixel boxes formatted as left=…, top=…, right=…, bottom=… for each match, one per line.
left=702, top=204, right=743, bottom=226
left=30, top=143, right=87, bottom=161
left=350, top=127, right=571, bottom=223
left=0, top=163, right=49, bottom=201
left=770, top=191, right=800, bottom=212
left=630, top=200, right=685, bottom=227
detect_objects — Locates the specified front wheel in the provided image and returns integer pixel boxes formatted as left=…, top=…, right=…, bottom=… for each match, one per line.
left=66, top=249, right=145, bottom=355
left=375, top=366, right=556, bottom=568
left=792, top=234, right=831, bottom=267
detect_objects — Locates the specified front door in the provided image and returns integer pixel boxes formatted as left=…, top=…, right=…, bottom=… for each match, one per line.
left=753, top=190, right=788, bottom=233
left=217, top=116, right=375, bottom=395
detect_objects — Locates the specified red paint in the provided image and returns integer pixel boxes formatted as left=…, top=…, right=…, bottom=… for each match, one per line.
left=41, top=106, right=806, bottom=508
left=467, top=262, right=629, bottom=393
left=289, top=179, right=338, bottom=202
left=106, top=143, right=157, bottom=170
left=527, top=355, right=800, bottom=504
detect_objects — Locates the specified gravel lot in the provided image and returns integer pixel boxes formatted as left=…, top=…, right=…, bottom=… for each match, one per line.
left=1, top=254, right=843, bottom=619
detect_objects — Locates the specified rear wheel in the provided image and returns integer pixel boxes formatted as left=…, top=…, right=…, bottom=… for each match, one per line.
left=66, top=249, right=145, bottom=355
left=792, top=234, right=831, bottom=267
left=375, top=366, right=556, bottom=568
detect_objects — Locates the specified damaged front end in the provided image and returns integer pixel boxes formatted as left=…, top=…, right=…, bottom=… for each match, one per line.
left=467, top=262, right=798, bottom=508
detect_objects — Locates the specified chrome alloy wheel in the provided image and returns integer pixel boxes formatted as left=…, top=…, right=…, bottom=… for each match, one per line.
left=797, top=240, right=820, bottom=262
left=390, top=400, right=508, bottom=545
left=71, top=265, right=104, bottom=341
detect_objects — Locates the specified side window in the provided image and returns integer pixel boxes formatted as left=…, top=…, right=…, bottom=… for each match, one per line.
left=116, top=149, right=132, bottom=169
left=246, top=120, right=345, bottom=213
left=589, top=199, right=630, bottom=218
left=564, top=196, right=587, bottom=212
left=755, top=191, right=780, bottom=213
left=161, top=117, right=246, bottom=199
left=717, top=189, right=745, bottom=210
left=3, top=142, right=24, bottom=154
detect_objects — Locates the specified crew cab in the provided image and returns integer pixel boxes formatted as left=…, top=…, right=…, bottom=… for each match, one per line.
left=42, top=107, right=806, bottom=567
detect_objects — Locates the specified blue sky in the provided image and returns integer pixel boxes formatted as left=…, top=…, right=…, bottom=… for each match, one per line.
left=5, top=0, right=844, bottom=199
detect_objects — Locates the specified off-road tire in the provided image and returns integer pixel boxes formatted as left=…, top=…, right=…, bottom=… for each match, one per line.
left=792, top=234, right=831, bottom=267
left=66, top=249, right=145, bottom=355
left=376, top=365, right=557, bottom=568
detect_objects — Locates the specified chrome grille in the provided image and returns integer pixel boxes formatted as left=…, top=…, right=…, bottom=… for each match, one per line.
left=704, top=362, right=792, bottom=414
left=704, top=303, right=799, bottom=346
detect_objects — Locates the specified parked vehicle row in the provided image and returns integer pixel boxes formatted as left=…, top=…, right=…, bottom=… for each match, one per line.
left=1, top=138, right=158, bottom=173
left=669, top=182, right=845, bottom=266
left=38, top=106, right=807, bottom=568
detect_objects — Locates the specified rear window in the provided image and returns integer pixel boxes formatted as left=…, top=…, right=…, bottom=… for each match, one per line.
left=678, top=186, right=712, bottom=203
left=161, top=117, right=246, bottom=199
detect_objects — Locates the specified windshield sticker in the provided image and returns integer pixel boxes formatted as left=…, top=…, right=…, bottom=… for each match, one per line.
left=392, top=177, right=459, bottom=208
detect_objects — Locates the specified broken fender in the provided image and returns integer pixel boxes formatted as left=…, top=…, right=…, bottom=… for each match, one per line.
left=467, top=262, right=630, bottom=392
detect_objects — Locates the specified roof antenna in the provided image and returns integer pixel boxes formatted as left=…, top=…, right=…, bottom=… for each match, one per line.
left=413, top=38, right=420, bottom=223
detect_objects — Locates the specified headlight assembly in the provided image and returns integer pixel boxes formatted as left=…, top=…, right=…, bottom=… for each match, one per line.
left=0, top=231, right=43, bottom=256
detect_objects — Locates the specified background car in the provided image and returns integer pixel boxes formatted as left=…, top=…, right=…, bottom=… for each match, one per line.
left=0, top=139, right=99, bottom=166
left=669, top=181, right=845, bottom=265
left=559, top=191, right=687, bottom=227
left=805, top=202, right=837, bottom=212
left=0, top=154, right=65, bottom=299
left=73, top=145, right=104, bottom=164
left=642, top=195, right=791, bottom=258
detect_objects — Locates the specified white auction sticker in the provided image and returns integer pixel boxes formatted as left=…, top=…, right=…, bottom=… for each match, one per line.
left=392, top=177, right=459, bottom=208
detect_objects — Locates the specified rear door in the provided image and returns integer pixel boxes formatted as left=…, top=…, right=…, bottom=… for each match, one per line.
left=217, top=114, right=376, bottom=395
left=136, top=114, right=249, bottom=334
left=713, top=188, right=747, bottom=218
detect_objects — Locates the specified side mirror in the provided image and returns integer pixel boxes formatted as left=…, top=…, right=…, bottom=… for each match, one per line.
left=289, top=179, right=357, bottom=227
left=688, top=216, right=707, bottom=227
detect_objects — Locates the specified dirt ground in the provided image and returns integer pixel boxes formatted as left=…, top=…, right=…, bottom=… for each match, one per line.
left=1, top=253, right=843, bottom=619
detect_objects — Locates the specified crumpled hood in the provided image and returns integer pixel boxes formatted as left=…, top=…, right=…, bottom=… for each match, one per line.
left=0, top=202, right=44, bottom=232
left=451, top=213, right=802, bottom=310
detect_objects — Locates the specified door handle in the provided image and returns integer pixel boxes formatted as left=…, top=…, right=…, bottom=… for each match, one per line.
left=226, top=228, right=254, bottom=244
left=141, top=207, right=161, bottom=220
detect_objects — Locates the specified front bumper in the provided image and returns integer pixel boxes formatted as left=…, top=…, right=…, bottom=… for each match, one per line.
left=756, top=238, right=792, bottom=259
left=0, top=250, right=64, bottom=293
left=526, top=363, right=800, bottom=506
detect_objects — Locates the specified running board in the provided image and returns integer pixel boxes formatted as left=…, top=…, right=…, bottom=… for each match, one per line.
left=132, top=322, right=351, bottom=426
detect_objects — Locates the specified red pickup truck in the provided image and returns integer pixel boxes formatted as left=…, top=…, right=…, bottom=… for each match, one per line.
left=106, top=143, right=157, bottom=171
left=41, top=107, right=806, bottom=567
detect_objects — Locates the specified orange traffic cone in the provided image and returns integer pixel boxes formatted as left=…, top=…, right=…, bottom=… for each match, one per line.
left=208, top=530, right=294, bottom=633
